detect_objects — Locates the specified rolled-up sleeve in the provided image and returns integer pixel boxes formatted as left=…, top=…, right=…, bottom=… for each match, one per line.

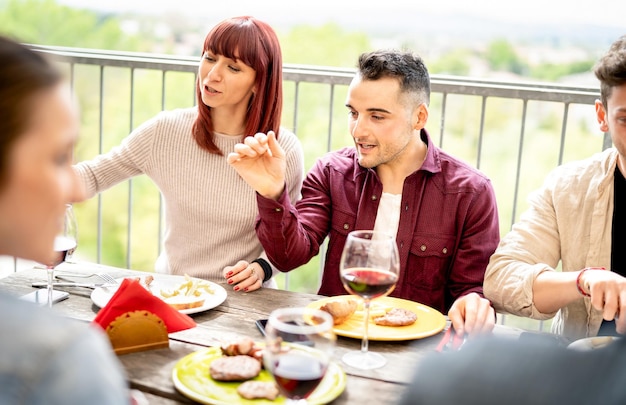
left=485, top=174, right=561, bottom=320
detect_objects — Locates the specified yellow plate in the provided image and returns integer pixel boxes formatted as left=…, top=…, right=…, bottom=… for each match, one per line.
left=172, top=346, right=346, bottom=405
left=307, top=295, right=446, bottom=341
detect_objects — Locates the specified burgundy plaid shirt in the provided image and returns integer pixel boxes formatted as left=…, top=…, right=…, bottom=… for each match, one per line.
left=256, top=129, right=500, bottom=313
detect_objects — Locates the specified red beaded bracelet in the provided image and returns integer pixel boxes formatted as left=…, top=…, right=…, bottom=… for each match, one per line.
left=576, top=267, right=606, bottom=297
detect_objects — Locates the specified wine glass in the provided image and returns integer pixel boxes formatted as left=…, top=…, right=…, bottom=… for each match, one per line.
left=339, top=230, right=400, bottom=370
left=43, top=204, right=77, bottom=307
left=63, top=203, right=78, bottom=264
left=263, top=307, right=336, bottom=404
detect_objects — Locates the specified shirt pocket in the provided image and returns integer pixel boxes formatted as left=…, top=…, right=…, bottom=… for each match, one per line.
left=407, top=234, right=454, bottom=288
left=330, top=208, right=357, bottom=237
left=327, top=209, right=357, bottom=266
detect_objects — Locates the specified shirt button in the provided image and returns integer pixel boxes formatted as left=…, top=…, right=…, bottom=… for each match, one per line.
left=442, top=248, right=448, bottom=254
left=400, top=242, right=404, bottom=249
left=274, top=208, right=282, bottom=212
left=343, top=224, right=349, bottom=230
left=371, top=195, right=377, bottom=201
left=420, top=245, right=426, bottom=251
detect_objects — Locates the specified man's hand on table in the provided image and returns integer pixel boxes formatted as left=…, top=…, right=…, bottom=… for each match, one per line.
left=223, top=260, right=263, bottom=292
left=448, top=292, right=495, bottom=337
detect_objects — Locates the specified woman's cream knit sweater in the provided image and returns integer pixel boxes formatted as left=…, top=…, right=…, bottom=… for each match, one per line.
left=74, top=107, right=304, bottom=286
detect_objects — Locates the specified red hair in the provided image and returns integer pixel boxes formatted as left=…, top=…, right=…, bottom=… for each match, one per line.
left=193, top=16, right=283, bottom=154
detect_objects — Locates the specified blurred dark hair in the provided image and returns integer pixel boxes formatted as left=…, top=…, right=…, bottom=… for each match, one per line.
left=193, top=16, right=283, bottom=154
left=594, top=35, right=626, bottom=108
left=0, top=35, right=62, bottom=186
left=357, top=49, right=431, bottom=106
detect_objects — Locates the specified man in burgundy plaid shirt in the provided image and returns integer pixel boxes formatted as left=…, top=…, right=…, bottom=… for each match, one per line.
left=228, top=49, right=499, bottom=337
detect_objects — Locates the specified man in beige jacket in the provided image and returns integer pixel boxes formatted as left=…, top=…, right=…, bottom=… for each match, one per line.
left=484, top=35, right=626, bottom=341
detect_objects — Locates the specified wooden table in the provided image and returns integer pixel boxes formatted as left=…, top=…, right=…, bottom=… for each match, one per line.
left=0, top=263, right=524, bottom=404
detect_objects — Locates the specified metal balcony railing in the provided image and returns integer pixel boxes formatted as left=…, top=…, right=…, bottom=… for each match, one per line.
left=4, top=45, right=606, bottom=332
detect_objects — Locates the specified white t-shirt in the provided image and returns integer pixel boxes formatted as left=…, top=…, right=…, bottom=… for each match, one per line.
left=373, top=192, right=402, bottom=239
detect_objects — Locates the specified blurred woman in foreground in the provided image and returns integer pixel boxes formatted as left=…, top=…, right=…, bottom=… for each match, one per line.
left=0, top=35, right=129, bottom=404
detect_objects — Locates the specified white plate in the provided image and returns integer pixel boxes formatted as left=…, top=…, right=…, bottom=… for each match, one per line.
left=90, top=274, right=227, bottom=315
left=567, top=336, right=620, bottom=351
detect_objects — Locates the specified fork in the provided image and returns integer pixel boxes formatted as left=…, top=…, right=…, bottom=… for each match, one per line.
left=55, top=272, right=100, bottom=279
left=435, top=326, right=466, bottom=352
left=56, top=272, right=118, bottom=284
left=95, top=272, right=118, bottom=285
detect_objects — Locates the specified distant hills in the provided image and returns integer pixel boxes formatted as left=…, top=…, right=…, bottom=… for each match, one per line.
left=288, top=11, right=624, bottom=50
left=57, top=0, right=625, bottom=53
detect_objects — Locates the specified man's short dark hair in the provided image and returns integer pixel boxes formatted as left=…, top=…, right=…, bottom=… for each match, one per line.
left=594, top=36, right=626, bottom=108
left=357, top=49, right=431, bottom=106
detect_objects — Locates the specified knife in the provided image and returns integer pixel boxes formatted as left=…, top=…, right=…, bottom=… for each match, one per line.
left=31, top=281, right=109, bottom=289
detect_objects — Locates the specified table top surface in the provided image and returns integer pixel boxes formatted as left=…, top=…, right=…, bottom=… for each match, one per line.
left=0, top=262, right=525, bottom=404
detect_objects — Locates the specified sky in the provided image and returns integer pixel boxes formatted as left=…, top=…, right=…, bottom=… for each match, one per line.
left=57, top=0, right=626, bottom=29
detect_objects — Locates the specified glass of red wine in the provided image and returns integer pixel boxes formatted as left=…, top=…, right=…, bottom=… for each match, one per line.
left=263, top=307, right=336, bottom=404
left=339, top=230, right=400, bottom=370
left=42, top=204, right=77, bottom=307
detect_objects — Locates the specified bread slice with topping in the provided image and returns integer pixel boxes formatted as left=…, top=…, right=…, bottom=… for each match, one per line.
left=320, top=298, right=358, bottom=325
left=163, top=294, right=205, bottom=311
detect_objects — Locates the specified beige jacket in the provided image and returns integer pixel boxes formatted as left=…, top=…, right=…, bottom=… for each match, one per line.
left=485, top=148, right=618, bottom=340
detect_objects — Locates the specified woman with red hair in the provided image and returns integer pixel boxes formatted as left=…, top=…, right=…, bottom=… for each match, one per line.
left=75, top=16, right=304, bottom=292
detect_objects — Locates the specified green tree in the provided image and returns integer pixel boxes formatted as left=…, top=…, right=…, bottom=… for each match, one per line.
left=0, top=0, right=141, bottom=50
left=429, top=48, right=472, bottom=76
left=485, top=39, right=527, bottom=75
left=280, top=23, right=370, bottom=68
left=529, top=59, right=596, bottom=82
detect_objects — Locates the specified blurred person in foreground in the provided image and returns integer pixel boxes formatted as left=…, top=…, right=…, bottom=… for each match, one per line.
left=398, top=335, right=626, bottom=405
left=228, top=49, right=499, bottom=336
left=73, top=16, right=304, bottom=292
left=484, top=35, right=626, bottom=341
left=0, top=35, right=128, bottom=404
left=398, top=36, right=626, bottom=405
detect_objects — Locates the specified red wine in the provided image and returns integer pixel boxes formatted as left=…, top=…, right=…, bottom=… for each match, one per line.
left=341, top=267, right=398, bottom=299
left=48, top=236, right=77, bottom=267
left=271, top=352, right=326, bottom=399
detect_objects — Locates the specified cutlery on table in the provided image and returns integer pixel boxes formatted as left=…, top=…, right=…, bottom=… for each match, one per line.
left=31, top=281, right=110, bottom=289
left=435, top=326, right=467, bottom=352
left=55, top=272, right=119, bottom=284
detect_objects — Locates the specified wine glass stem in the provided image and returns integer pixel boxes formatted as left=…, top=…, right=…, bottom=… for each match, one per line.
left=361, top=299, right=371, bottom=354
left=46, top=266, right=54, bottom=308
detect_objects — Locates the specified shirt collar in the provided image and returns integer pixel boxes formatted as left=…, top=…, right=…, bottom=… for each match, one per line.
left=419, top=128, right=441, bottom=175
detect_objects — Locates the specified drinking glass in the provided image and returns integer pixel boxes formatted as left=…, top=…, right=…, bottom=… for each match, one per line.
left=339, top=230, right=400, bottom=370
left=263, top=307, right=336, bottom=404
left=43, top=204, right=77, bottom=307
